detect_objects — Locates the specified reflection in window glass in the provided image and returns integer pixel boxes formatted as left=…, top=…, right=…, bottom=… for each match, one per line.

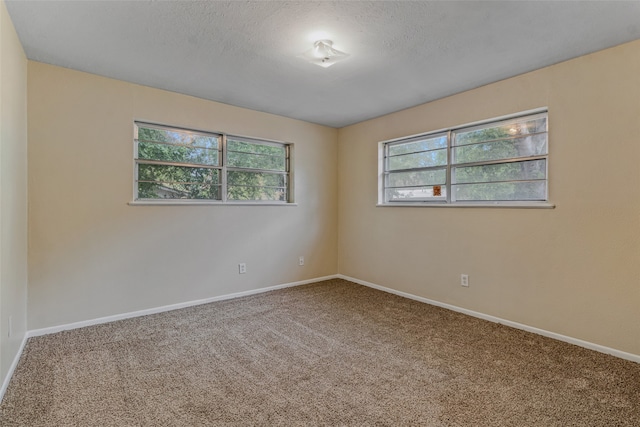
left=134, top=123, right=291, bottom=203
left=381, top=111, right=548, bottom=204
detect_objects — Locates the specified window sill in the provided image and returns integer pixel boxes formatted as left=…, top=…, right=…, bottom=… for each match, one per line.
left=376, top=202, right=555, bottom=209
left=129, top=201, right=297, bottom=207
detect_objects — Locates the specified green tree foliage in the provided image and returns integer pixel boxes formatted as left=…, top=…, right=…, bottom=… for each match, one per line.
left=226, top=139, right=287, bottom=201
left=386, top=135, right=447, bottom=200
left=453, top=117, right=546, bottom=201
left=135, top=126, right=288, bottom=201
left=137, top=126, right=220, bottom=199
left=386, top=115, right=547, bottom=201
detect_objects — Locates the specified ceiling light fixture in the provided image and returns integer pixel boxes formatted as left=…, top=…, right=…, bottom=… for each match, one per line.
left=299, top=39, right=350, bottom=68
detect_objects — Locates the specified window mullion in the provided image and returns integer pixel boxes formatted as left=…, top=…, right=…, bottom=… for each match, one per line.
left=384, top=143, right=390, bottom=203
left=452, top=154, right=547, bottom=169
left=221, top=134, right=228, bottom=203
left=285, top=144, right=290, bottom=202
left=133, top=126, right=140, bottom=200
left=446, top=130, right=452, bottom=204
left=134, top=161, right=140, bottom=201
left=379, top=110, right=548, bottom=206
left=136, top=159, right=220, bottom=169
left=227, top=166, right=288, bottom=174
left=134, top=122, right=291, bottom=203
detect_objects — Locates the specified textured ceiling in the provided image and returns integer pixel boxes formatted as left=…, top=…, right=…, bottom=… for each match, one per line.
left=6, top=1, right=640, bottom=128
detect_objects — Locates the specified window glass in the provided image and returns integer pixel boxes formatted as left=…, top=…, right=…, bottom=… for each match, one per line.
left=381, top=111, right=548, bottom=205
left=134, top=123, right=290, bottom=203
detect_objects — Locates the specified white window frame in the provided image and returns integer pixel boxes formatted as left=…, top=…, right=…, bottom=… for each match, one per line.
left=132, top=122, right=294, bottom=205
left=378, top=109, right=554, bottom=208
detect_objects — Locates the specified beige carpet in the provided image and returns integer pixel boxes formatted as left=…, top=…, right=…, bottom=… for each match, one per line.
left=1, top=278, right=639, bottom=426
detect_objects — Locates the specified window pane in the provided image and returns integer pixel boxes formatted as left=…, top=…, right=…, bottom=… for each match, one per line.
left=138, top=164, right=220, bottom=185
left=388, top=148, right=447, bottom=170
left=228, top=186, right=287, bottom=201
left=227, top=170, right=287, bottom=201
left=138, top=141, right=218, bottom=166
left=138, top=126, right=219, bottom=150
left=228, top=170, right=285, bottom=187
left=452, top=134, right=547, bottom=165
left=134, top=124, right=291, bottom=203
left=388, top=169, right=446, bottom=187
left=227, top=139, right=285, bottom=157
left=455, top=116, right=547, bottom=146
left=388, top=135, right=447, bottom=156
left=453, top=159, right=546, bottom=184
left=386, top=185, right=446, bottom=201
left=380, top=111, right=548, bottom=205
left=227, top=151, right=286, bottom=171
left=453, top=181, right=546, bottom=201
left=137, top=182, right=221, bottom=200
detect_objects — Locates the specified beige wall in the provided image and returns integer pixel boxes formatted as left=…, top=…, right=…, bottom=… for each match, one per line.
left=0, top=0, right=28, bottom=381
left=27, top=62, right=338, bottom=329
left=20, top=30, right=640, bottom=359
left=338, top=40, right=640, bottom=356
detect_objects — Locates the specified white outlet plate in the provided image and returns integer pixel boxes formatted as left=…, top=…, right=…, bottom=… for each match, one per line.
left=8, top=315, right=12, bottom=338
left=238, top=263, right=247, bottom=274
left=299, top=256, right=304, bottom=266
left=461, top=274, right=469, bottom=287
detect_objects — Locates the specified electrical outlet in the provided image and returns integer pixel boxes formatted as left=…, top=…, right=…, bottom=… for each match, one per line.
left=461, top=274, right=469, bottom=287
left=8, top=315, right=12, bottom=338
left=299, top=256, right=305, bottom=266
left=238, top=263, right=247, bottom=274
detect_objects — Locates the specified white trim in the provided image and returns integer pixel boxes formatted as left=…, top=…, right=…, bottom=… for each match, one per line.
left=376, top=202, right=555, bottom=209
left=337, top=274, right=640, bottom=364
left=128, top=201, right=298, bottom=207
left=133, top=121, right=294, bottom=206
left=3, top=275, right=337, bottom=401
left=378, top=108, right=550, bottom=207
left=0, top=333, right=29, bottom=402
left=22, top=274, right=640, bottom=362
left=27, top=275, right=338, bottom=337
left=6, top=272, right=636, bottom=405
left=379, top=107, right=549, bottom=145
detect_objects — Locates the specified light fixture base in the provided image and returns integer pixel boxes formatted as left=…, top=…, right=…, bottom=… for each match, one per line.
left=299, top=39, right=350, bottom=68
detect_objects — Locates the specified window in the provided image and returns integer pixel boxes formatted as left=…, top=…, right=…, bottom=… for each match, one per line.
left=380, top=110, right=548, bottom=206
left=226, top=136, right=289, bottom=202
left=134, top=122, right=291, bottom=203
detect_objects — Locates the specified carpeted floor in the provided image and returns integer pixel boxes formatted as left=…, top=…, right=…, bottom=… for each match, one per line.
left=1, top=278, right=639, bottom=426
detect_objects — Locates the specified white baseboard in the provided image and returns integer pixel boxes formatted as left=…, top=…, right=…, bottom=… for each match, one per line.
left=2, top=275, right=337, bottom=402
left=338, top=274, right=640, bottom=364
left=0, top=333, right=29, bottom=403
left=27, top=274, right=339, bottom=338
left=4, top=271, right=636, bottom=404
